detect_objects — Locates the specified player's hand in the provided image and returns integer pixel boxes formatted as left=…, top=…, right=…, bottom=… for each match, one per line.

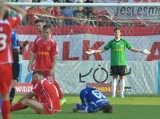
left=23, top=40, right=29, bottom=47
left=50, top=69, right=55, bottom=76
left=86, top=49, right=96, bottom=55
left=28, top=65, right=33, bottom=72
left=140, top=49, right=151, bottom=55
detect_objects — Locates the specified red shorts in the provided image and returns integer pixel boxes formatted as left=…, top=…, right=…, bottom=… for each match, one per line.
left=42, top=96, right=61, bottom=114
left=42, top=103, right=57, bottom=114
left=0, top=64, right=12, bottom=94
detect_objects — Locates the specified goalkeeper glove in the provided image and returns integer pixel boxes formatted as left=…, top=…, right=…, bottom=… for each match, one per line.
left=140, top=49, right=151, bottom=55
left=86, top=49, right=96, bottom=54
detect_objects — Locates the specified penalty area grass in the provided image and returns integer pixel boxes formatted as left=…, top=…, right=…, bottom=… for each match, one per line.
left=11, top=94, right=160, bottom=119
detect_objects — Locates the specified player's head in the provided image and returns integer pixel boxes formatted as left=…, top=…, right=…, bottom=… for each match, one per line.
left=114, top=27, right=121, bottom=38
left=3, top=10, right=9, bottom=20
left=42, top=24, right=52, bottom=40
left=32, top=70, right=44, bottom=82
left=34, top=19, right=44, bottom=33
left=102, top=104, right=113, bottom=113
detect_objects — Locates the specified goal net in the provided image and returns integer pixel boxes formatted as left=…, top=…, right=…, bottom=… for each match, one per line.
left=7, top=1, right=160, bottom=95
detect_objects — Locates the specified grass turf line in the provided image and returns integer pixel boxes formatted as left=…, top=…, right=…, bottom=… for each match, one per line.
left=11, top=94, right=160, bottom=119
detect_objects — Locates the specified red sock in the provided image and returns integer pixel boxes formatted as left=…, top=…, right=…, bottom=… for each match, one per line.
left=10, top=102, right=28, bottom=112
left=2, top=100, right=10, bottom=119
left=53, top=80, right=63, bottom=99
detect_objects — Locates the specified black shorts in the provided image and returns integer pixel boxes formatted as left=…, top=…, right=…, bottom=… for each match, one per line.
left=110, top=65, right=126, bottom=76
left=12, top=63, right=20, bottom=81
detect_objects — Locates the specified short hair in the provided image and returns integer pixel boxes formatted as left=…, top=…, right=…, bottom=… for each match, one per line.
left=114, top=27, right=121, bottom=32
left=3, top=10, right=9, bottom=20
left=43, top=24, right=52, bottom=30
left=34, top=19, right=44, bottom=24
left=102, top=104, right=113, bottom=113
left=33, top=70, right=44, bottom=76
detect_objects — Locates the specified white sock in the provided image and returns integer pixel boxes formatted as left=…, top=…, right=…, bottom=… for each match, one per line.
left=120, top=79, right=125, bottom=94
left=112, top=79, right=117, bottom=95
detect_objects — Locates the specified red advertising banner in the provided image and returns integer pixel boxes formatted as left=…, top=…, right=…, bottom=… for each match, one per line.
left=15, top=83, right=33, bottom=94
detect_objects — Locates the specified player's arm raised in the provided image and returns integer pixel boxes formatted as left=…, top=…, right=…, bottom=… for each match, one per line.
left=131, top=47, right=151, bottom=55
left=86, top=49, right=105, bottom=55
left=4, top=3, right=26, bottom=18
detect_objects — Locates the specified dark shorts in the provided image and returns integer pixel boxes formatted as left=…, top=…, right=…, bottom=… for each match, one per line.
left=12, top=63, right=20, bottom=81
left=110, top=65, right=126, bottom=76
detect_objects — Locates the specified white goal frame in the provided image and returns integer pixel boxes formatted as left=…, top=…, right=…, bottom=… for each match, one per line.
left=5, top=2, right=160, bottom=7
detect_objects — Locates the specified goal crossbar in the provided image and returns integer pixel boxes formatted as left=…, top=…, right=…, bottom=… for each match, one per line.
left=5, top=2, right=160, bottom=7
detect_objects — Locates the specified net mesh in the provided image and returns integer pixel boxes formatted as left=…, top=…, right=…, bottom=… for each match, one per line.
left=25, top=5, right=160, bottom=26
left=9, top=2, right=160, bottom=94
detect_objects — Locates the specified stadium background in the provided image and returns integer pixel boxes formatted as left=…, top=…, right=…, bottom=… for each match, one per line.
left=4, top=0, right=160, bottom=95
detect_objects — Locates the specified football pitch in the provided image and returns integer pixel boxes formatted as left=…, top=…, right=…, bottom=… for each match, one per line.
left=11, top=94, right=160, bottom=119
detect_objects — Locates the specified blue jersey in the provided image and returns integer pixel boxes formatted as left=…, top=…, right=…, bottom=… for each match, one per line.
left=11, top=31, right=20, bottom=50
left=11, top=31, right=21, bottom=63
left=77, top=87, right=110, bottom=113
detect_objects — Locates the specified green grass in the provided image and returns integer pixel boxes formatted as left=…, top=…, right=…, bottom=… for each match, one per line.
left=11, top=94, right=160, bottom=119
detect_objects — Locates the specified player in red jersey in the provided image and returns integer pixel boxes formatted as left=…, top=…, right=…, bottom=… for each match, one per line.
left=0, top=2, right=26, bottom=119
left=10, top=70, right=61, bottom=114
left=26, top=19, right=44, bottom=106
left=28, top=23, right=66, bottom=106
left=30, top=19, right=44, bottom=48
left=29, top=25, right=58, bottom=74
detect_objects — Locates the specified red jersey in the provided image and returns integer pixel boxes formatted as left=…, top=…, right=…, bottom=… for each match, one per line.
left=31, top=38, right=58, bottom=70
left=32, top=78, right=61, bottom=111
left=35, top=34, right=42, bottom=40
left=0, top=14, right=22, bottom=64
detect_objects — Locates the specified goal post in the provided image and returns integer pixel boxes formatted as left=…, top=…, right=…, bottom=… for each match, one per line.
left=7, top=1, right=160, bottom=95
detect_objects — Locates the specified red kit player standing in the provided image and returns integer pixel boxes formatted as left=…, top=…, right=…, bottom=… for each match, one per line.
left=0, top=2, right=26, bottom=119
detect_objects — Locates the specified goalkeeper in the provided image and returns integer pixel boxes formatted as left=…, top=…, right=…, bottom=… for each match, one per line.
left=86, top=27, right=151, bottom=98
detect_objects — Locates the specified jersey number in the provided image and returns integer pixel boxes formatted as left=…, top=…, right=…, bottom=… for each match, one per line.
left=0, top=33, right=7, bottom=51
left=92, top=90, right=106, bottom=99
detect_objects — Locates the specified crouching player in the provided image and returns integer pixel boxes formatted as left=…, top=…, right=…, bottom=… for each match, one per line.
left=10, top=70, right=61, bottom=114
left=73, top=87, right=113, bottom=113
